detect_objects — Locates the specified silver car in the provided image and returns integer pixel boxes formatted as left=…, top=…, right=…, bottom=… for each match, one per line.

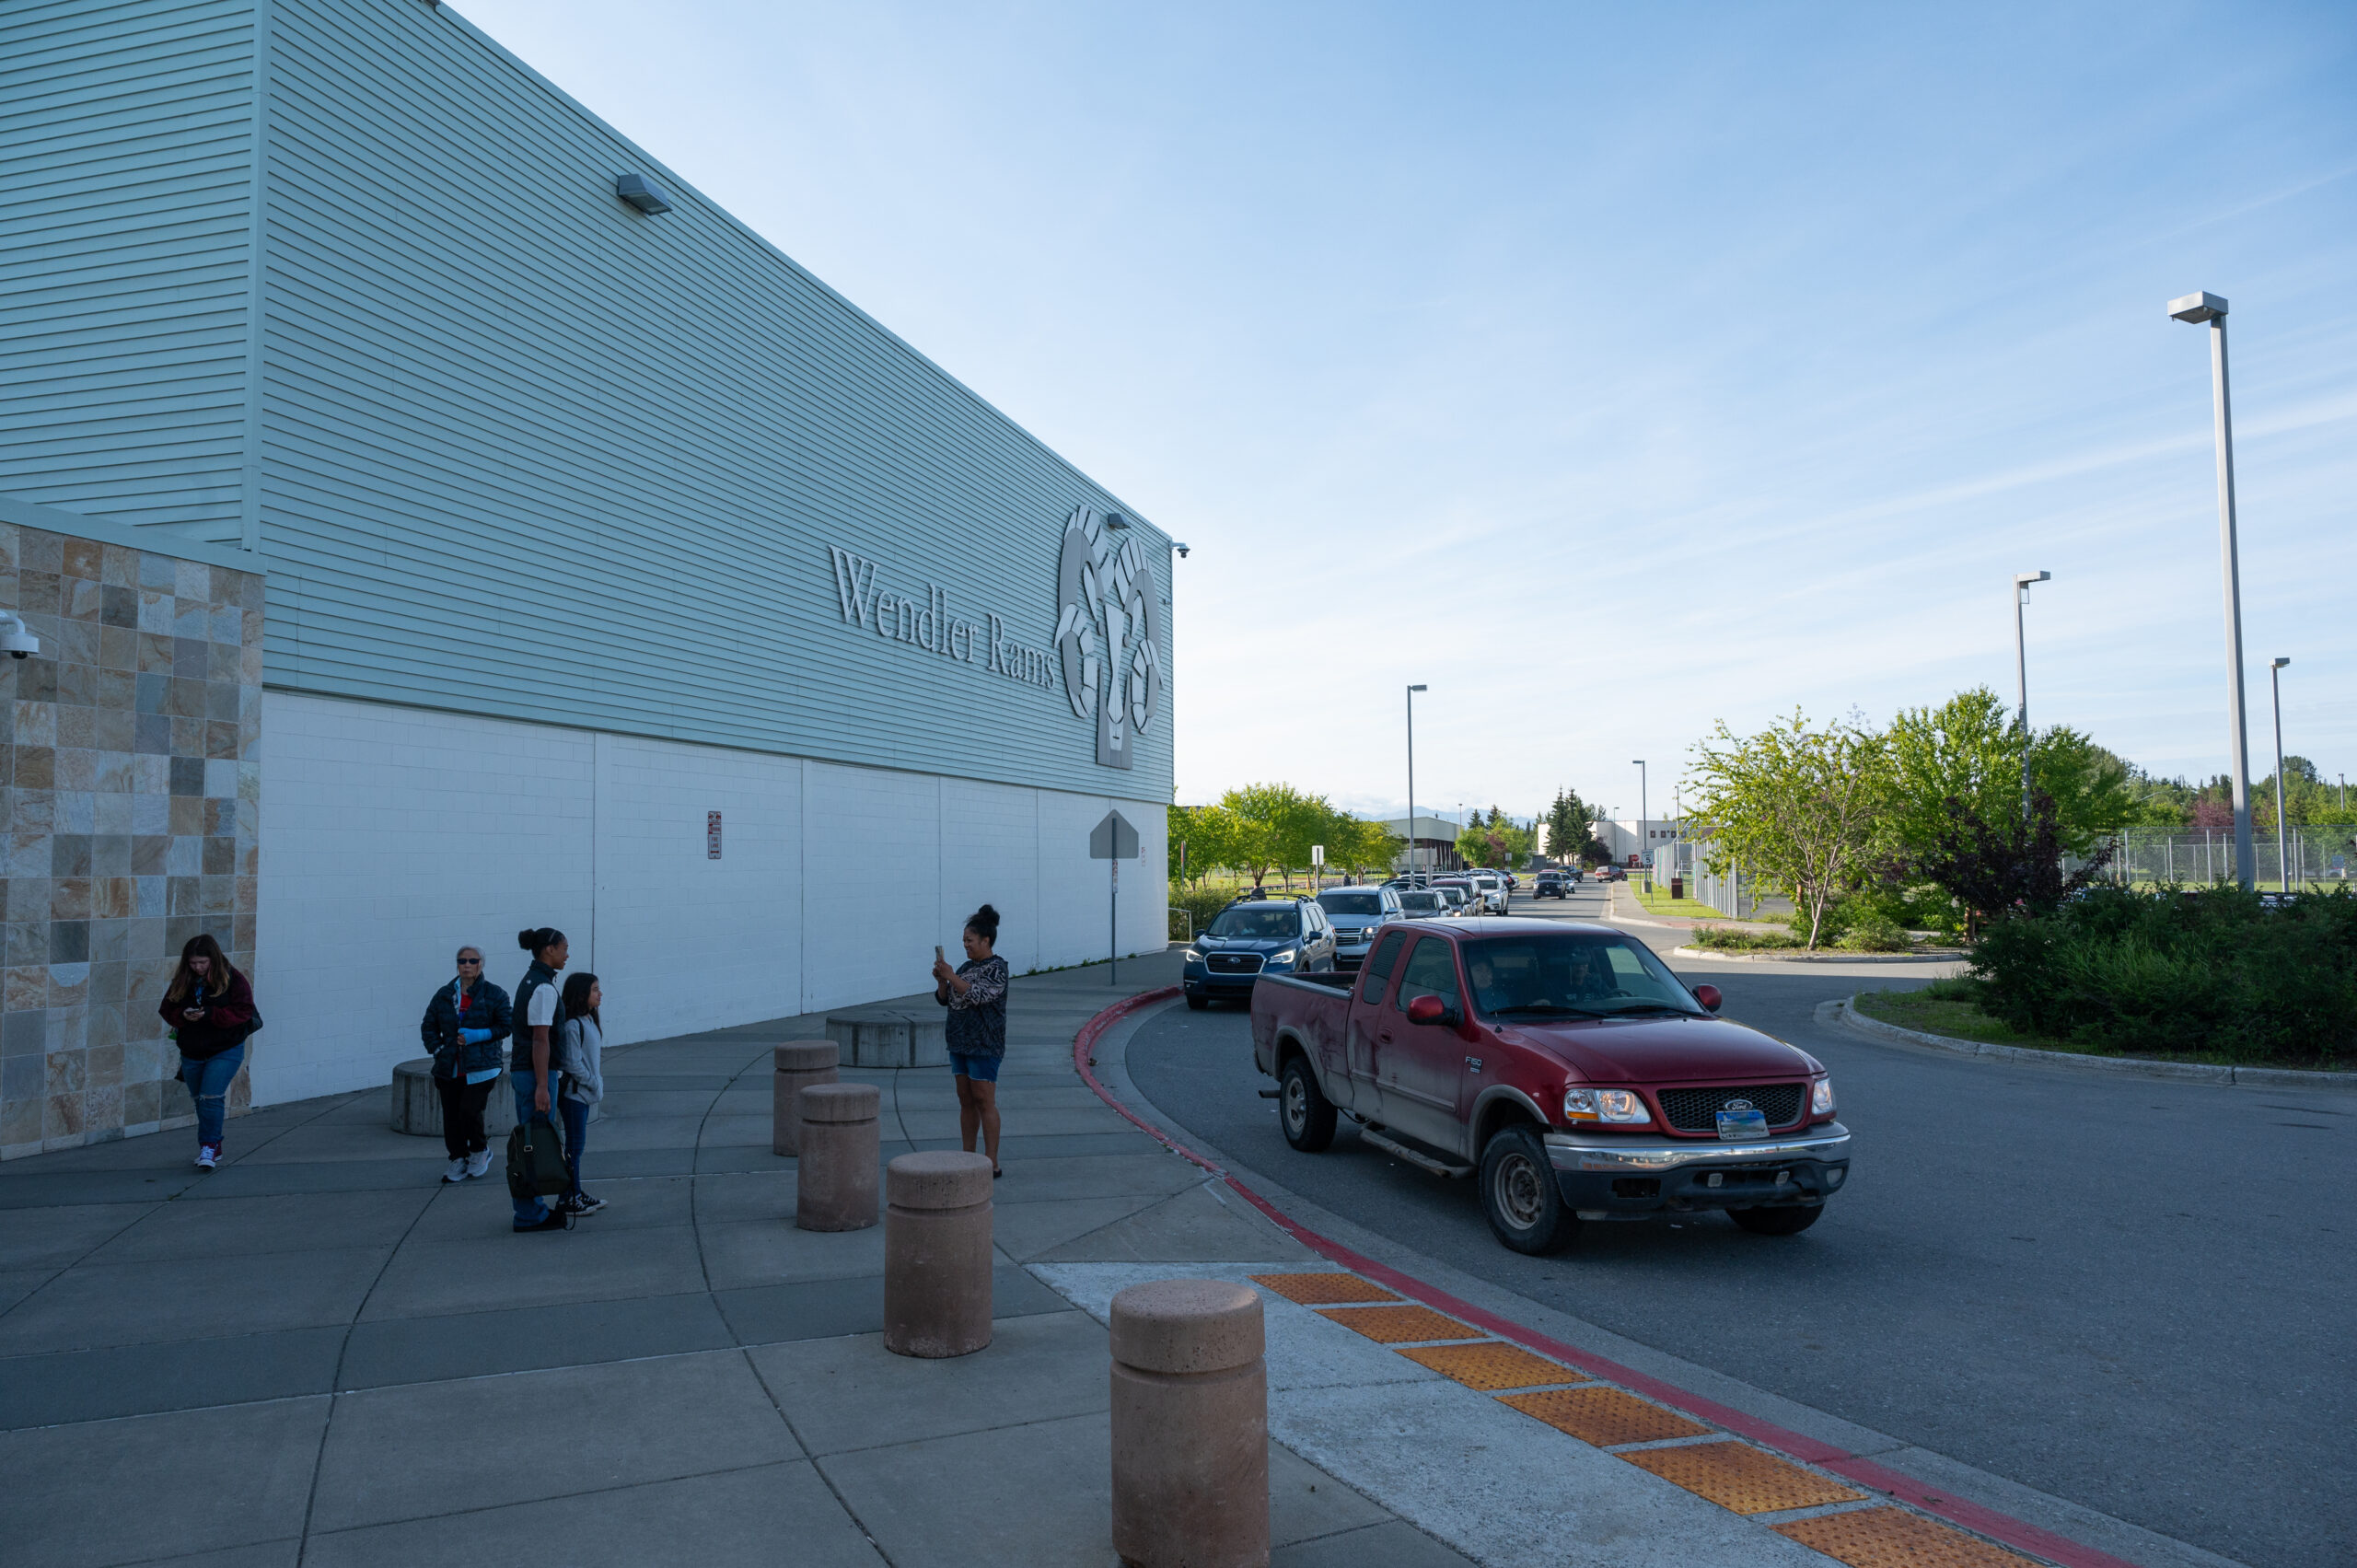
left=1394, top=889, right=1448, bottom=921
left=1315, top=886, right=1403, bottom=971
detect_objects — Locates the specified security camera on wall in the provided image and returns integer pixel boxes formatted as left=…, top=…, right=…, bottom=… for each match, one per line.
left=0, top=613, right=35, bottom=659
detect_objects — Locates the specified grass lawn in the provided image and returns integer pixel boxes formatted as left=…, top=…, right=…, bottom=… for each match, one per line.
left=1631, top=884, right=1739, bottom=921
left=1852, top=987, right=2073, bottom=1051
left=1849, top=986, right=2333, bottom=1069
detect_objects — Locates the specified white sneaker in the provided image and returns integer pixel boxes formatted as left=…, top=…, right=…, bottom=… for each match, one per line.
left=442, top=1156, right=470, bottom=1183
left=194, top=1144, right=218, bottom=1170
left=465, top=1149, right=493, bottom=1179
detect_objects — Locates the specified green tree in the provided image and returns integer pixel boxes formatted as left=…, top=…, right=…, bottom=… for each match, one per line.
left=1456, top=811, right=1534, bottom=870
left=1543, top=787, right=1595, bottom=865
left=1167, top=804, right=1247, bottom=884
left=1689, top=709, right=1892, bottom=950
left=1885, top=689, right=2137, bottom=866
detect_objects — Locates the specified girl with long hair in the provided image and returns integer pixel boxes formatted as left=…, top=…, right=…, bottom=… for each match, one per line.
left=553, top=970, right=605, bottom=1216
left=158, top=934, right=258, bottom=1169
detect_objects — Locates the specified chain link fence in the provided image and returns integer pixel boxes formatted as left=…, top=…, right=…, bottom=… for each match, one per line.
left=2099, top=825, right=2357, bottom=889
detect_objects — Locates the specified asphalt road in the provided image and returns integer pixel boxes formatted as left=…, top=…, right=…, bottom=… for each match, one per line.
left=1130, top=883, right=2354, bottom=1568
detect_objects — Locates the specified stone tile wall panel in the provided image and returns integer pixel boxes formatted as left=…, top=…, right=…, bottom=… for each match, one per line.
left=0, top=522, right=262, bottom=1159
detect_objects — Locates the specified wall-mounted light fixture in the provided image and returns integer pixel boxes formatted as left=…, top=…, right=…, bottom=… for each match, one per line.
left=0, top=612, right=38, bottom=659
left=614, top=173, right=674, bottom=215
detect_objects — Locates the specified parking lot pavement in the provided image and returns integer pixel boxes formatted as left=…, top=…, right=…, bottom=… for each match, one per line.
left=0, top=951, right=1482, bottom=1568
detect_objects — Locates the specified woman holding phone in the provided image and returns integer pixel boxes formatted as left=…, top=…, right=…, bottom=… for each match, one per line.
left=931, top=903, right=1009, bottom=1176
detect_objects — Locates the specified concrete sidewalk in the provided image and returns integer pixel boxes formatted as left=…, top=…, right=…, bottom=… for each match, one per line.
left=0, top=954, right=1476, bottom=1568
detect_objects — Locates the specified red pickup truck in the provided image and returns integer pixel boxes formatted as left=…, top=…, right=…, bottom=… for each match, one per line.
left=1249, top=917, right=1849, bottom=1254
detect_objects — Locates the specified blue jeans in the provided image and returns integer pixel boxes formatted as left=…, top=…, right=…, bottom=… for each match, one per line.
left=510, top=1071, right=554, bottom=1225
left=178, top=1045, right=245, bottom=1148
left=559, top=1096, right=589, bottom=1199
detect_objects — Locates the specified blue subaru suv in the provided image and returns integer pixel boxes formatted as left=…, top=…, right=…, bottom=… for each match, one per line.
left=1182, top=898, right=1338, bottom=1009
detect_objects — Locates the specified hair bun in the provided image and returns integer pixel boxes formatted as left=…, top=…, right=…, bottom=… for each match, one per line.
left=966, top=903, right=1001, bottom=941
left=976, top=903, right=999, bottom=923
left=518, top=929, right=540, bottom=950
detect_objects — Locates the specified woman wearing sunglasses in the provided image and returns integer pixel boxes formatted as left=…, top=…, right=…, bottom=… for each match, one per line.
left=419, top=946, right=514, bottom=1182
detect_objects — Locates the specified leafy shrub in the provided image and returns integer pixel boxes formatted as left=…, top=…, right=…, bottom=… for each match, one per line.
left=1970, top=884, right=2357, bottom=1067
left=1168, top=883, right=1237, bottom=942
left=1836, top=912, right=1910, bottom=952
left=1692, top=926, right=1806, bottom=951
left=1919, top=975, right=1983, bottom=1005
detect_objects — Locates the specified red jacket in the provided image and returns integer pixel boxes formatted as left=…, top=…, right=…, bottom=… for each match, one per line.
left=160, top=970, right=256, bottom=1061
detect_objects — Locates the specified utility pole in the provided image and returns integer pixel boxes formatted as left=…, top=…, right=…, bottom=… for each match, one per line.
left=1405, top=685, right=1426, bottom=880
left=2270, top=658, right=2291, bottom=891
left=2014, top=571, right=2049, bottom=823
left=2170, top=291, right=2256, bottom=889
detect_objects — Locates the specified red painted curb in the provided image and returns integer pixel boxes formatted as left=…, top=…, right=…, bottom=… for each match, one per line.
left=1070, top=990, right=2147, bottom=1568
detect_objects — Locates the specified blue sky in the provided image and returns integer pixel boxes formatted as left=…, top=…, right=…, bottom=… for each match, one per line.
left=459, top=1, right=2356, bottom=823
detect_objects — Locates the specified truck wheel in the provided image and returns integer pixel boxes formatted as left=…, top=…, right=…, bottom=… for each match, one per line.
left=1480, top=1125, right=1579, bottom=1254
left=1279, top=1058, right=1337, bottom=1153
left=1185, top=993, right=1209, bottom=1011
left=1729, top=1204, right=1823, bottom=1236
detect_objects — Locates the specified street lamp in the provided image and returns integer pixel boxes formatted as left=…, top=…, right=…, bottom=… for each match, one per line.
left=2270, top=657, right=2290, bottom=891
left=1405, top=685, right=1427, bottom=878
left=2170, top=290, right=2256, bottom=889
left=2013, top=571, right=2049, bottom=823
left=1632, top=761, right=1647, bottom=879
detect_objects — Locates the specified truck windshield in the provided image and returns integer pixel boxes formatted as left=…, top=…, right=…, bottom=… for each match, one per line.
left=1460, top=935, right=1701, bottom=1019
left=1205, top=908, right=1298, bottom=940
left=1318, top=893, right=1384, bottom=916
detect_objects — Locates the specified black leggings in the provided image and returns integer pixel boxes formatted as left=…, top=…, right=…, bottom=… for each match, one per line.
left=435, top=1074, right=493, bottom=1159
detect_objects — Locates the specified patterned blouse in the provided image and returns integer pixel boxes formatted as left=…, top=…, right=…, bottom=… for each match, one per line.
left=939, top=955, right=1009, bottom=1059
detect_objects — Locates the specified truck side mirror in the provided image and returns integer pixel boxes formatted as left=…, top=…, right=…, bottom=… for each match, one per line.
left=1406, top=994, right=1449, bottom=1026
left=1692, top=983, right=1722, bottom=1014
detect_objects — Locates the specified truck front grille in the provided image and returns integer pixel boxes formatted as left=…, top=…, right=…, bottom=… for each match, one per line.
left=1655, top=1084, right=1805, bottom=1133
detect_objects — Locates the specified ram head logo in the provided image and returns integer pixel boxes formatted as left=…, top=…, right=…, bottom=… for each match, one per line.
left=1055, top=505, right=1162, bottom=770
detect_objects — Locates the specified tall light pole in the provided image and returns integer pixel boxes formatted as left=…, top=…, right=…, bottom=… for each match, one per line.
left=2013, top=571, right=2049, bottom=823
left=2170, top=290, right=2255, bottom=889
left=1631, top=761, right=1647, bottom=877
left=1405, top=684, right=1426, bottom=879
left=2270, top=658, right=2290, bottom=891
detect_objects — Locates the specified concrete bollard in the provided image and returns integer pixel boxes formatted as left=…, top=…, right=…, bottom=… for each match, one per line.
left=795, top=1082, right=880, bottom=1232
left=884, top=1151, right=995, bottom=1358
left=1109, top=1279, right=1270, bottom=1568
left=772, top=1040, right=839, bottom=1156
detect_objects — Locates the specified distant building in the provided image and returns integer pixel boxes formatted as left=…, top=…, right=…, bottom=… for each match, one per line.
left=1381, top=815, right=1465, bottom=873
left=1593, top=817, right=1690, bottom=865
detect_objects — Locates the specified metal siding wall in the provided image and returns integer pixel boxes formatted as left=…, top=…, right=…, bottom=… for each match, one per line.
left=255, top=0, right=1174, bottom=807
left=0, top=0, right=256, bottom=544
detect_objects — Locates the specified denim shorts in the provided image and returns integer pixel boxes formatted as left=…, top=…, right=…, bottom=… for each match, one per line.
left=948, top=1051, right=1002, bottom=1083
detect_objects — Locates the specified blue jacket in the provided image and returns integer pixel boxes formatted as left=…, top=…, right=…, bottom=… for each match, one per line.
left=421, top=978, right=513, bottom=1078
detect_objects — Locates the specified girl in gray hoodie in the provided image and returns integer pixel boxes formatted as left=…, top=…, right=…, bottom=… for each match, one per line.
left=554, top=971, right=606, bottom=1216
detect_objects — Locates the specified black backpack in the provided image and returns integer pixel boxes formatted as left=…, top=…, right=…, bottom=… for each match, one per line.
left=505, top=1115, right=570, bottom=1201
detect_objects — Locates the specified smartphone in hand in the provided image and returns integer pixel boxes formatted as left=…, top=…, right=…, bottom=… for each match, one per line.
left=935, top=945, right=946, bottom=964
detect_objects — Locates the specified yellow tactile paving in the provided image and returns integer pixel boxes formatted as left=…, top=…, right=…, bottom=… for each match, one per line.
left=1249, top=1272, right=1400, bottom=1306
left=1774, top=1506, right=2048, bottom=1567
left=1315, top=1304, right=1482, bottom=1343
left=1395, top=1341, right=1589, bottom=1392
left=1497, top=1386, right=1713, bottom=1446
left=1620, top=1440, right=1865, bottom=1515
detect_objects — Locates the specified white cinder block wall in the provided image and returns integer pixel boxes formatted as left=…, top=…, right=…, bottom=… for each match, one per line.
left=256, top=692, right=1167, bottom=1107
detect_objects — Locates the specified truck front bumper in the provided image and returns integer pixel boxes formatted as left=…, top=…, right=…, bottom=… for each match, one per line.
left=1543, top=1124, right=1850, bottom=1218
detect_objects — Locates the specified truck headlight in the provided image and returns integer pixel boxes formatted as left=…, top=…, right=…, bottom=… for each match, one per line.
left=1811, top=1078, right=1835, bottom=1114
left=1563, top=1087, right=1596, bottom=1120
left=1596, top=1089, right=1648, bottom=1123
